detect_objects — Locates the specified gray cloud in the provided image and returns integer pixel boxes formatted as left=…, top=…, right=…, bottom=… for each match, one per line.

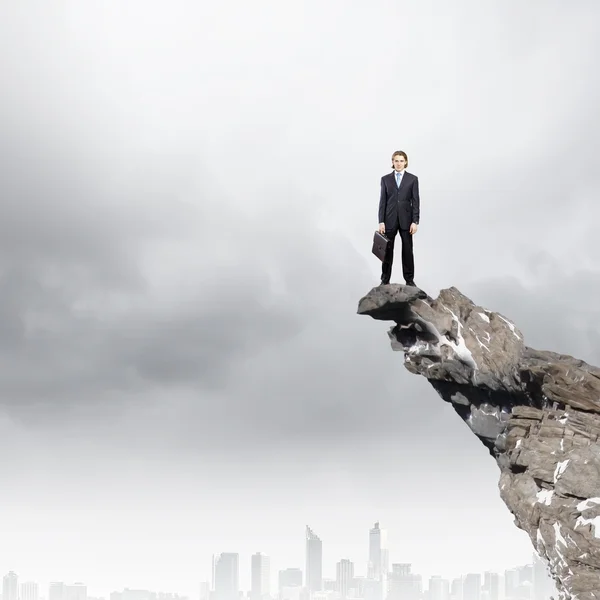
left=0, top=0, right=598, bottom=441
left=0, top=0, right=597, bottom=431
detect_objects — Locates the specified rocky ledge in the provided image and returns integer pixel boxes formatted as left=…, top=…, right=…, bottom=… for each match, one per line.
left=357, top=284, right=600, bottom=600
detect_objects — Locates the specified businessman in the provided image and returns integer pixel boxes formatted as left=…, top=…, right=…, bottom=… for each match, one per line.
left=378, top=150, right=420, bottom=286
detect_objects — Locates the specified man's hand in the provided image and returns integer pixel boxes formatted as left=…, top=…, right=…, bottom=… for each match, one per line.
left=409, top=223, right=418, bottom=235
left=378, top=223, right=386, bottom=234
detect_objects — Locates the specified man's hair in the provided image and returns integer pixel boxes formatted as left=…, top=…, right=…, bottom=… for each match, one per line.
left=391, top=150, right=408, bottom=168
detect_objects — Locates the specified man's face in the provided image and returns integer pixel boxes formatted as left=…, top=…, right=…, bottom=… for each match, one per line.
left=393, top=155, right=407, bottom=171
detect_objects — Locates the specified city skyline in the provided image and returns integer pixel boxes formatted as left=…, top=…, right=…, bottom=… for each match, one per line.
left=0, top=560, right=553, bottom=599
left=0, top=555, right=554, bottom=600
left=1, top=521, right=556, bottom=599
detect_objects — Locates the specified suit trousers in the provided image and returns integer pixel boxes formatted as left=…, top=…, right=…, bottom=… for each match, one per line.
left=381, top=227, right=414, bottom=283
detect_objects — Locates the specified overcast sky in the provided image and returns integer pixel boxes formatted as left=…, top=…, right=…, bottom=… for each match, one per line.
left=0, top=0, right=599, bottom=597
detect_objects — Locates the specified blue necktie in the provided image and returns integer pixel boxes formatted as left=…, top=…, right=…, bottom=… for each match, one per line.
left=396, top=172, right=401, bottom=187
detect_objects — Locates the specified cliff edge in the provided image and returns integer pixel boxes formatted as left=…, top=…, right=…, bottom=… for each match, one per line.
left=357, top=284, right=600, bottom=600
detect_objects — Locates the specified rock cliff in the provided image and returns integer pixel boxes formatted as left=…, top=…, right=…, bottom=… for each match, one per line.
left=357, top=284, right=600, bottom=600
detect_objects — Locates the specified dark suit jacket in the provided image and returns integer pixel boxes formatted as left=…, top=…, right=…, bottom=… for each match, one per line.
left=378, top=171, right=420, bottom=231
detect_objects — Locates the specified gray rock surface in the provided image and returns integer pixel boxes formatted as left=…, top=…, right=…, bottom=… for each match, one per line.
left=357, top=284, right=600, bottom=600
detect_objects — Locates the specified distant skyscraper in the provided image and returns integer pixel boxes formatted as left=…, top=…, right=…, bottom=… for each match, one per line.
left=47, top=582, right=86, bottom=600
left=335, top=560, right=354, bottom=598
left=504, top=568, right=519, bottom=599
left=428, top=576, right=449, bottom=600
left=49, top=583, right=66, bottom=600
left=305, top=526, right=323, bottom=593
left=462, top=574, right=481, bottom=600
left=349, top=576, right=365, bottom=599
left=21, top=582, right=39, bottom=600
left=367, top=522, right=388, bottom=600
left=3, top=572, right=18, bottom=600
left=387, top=565, right=421, bottom=600
left=368, top=522, right=388, bottom=581
left=279, top=569, right=302, bottom=600
left=517, top=564, right=533, bottom=586
left=482, top=573, right=499, bottom=600
left=251, top=553, right=270, bottom=600
left=65, top=584, right=87, bottom=600
left=213, top=553, right=239, bottom=600
left=450, top=577, right=462, bottom=600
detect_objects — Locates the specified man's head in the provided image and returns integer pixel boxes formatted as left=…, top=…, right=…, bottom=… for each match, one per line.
left=391, top=151, right=408, bottom=171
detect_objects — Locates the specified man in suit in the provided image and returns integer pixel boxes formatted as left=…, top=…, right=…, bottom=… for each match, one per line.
left=378, top=150, right=420, bottom=286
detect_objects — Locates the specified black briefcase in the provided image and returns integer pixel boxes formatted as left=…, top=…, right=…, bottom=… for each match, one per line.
left=372, top=231, right=390, bottom=261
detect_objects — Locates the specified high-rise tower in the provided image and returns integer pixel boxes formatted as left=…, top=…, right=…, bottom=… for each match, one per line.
left=368, top=522, right=388, bottom=581
left=213, top=553, right=239, bottom=600
left=367, top=522, right=388, bottom=600
left=3, top=572, right=18, bottom=600
left=305, top=526, right=323, bottom=593
left=336, top=559, right=354, bottom=598
left=251, top=553, right=270, bottom=600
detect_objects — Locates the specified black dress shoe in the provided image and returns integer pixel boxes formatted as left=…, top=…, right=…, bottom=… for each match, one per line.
left=380, top=277, right=390, bottom=285
left=405, top=280, right=416, bottom=286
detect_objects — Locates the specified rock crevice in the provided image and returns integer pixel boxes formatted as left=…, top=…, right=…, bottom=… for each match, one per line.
left=357, top=285, right=600, bottom=600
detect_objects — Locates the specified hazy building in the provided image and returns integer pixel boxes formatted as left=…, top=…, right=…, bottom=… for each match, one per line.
left=335, top=560, right=354, bottom=598
left=482, top=573, right=498, bottom=600
left=363, top=578, right=382, bottom=600
left=65, top=584, right=87, bottom=600
left=279, top=570, right=302, bottom=591
left=120, top=590, right=154, bottom=600
left=278, top=569, right=302, bottom=600
left=3, top=573, right=18, bottom=600
left=428, top=576, right=450, bottom=600
left=157, top=594, right=187, bottom=600
left=463, top=573, right=481, bottom=600
left=348, top=576, right=365, bottom=599
left=387, top=564, right=421, bottom=600
left=21, top=583, right=39, bottom=600
left=504, top=569, right=519, bottom=599
left=251, top=553, right=270, bottom=600
left=47, top=583, right=87, bottom=600
left=213, top=553, right=240, bottom=600
left=517, top=565, right=532, bottom=586
left=368, top=523, right=388, bottom=582
left=306, top=526, right=323, bottom=593
left=279, top=588, right=301, bottom=600
left=367, top=522, right=388, bottom=600
left=49, top=583, right=67, bottom=600
left=450, top=578, right=462, bottom=600
left=463, top=574, right=481, bottom=600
